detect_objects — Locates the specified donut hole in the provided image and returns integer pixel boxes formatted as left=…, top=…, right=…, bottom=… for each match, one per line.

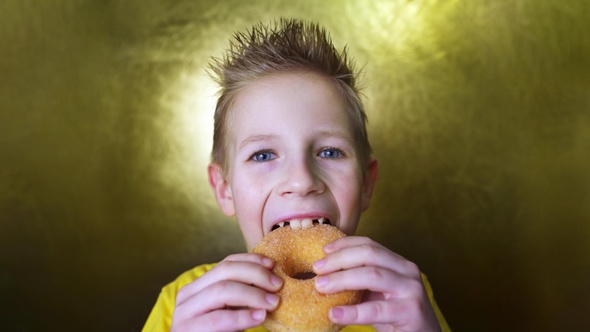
left=291, top=271, right=317, bottom=280
left=282, top=260, right=316, bottom=281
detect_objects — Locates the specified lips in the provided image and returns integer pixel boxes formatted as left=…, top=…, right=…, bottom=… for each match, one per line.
left=270, top=217, right=332, bottom=231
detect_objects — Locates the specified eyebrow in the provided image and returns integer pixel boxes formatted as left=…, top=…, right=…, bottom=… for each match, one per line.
left=315, top=129, right=354, bottom=142
left=238, top=130, right=354, bottom=150
left=239, top=134, right=280, bottom=150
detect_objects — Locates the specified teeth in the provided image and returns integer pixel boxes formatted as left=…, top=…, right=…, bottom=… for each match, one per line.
left=275, top=217, right=329, bottom=231
left=290, top=219, right=302, bottom=230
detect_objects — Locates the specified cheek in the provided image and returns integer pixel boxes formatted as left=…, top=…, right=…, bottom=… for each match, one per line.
left=241, top=220, right=262, bottom=244
left=232, top=164, right=276, bottom=188
left=231, top=174, right=269, bottom=215
left=331, top=173, right=364, bottom=206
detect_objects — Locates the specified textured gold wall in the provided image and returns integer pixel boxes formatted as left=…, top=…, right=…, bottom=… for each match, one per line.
left=1, top=1, right=589, bottom=331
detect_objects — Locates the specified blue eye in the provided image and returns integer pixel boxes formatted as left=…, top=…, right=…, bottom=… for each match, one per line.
left=251, top=150, right=276, bottom=162
left=319, top=147, right=343, bottom=158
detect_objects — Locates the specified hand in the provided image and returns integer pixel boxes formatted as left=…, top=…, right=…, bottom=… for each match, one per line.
left=313, top=236, right=441, bottom=332
left=171, top=253, right=283, bottom=332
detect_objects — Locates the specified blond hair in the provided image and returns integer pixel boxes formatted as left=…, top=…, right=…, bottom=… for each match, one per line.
left=208, top=18, right=371, bottom=172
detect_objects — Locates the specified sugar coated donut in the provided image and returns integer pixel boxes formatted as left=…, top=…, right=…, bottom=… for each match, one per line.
left=252, top=223, right=363, bottom=332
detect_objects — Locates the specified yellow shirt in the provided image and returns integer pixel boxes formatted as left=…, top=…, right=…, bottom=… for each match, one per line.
left=143, top=263, right=451, bottom=331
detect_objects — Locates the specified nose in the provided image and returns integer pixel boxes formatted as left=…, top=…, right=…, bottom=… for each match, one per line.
left=278, top=157, right=325, bottom=197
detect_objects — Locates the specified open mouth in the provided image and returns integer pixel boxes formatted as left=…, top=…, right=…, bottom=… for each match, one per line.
left=270, top=217, right=332, bottom=232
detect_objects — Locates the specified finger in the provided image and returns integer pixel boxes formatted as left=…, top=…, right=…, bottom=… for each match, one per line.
left=173, top=280, right=279, bottom=323
left=177, top=259, right=282, bottom=305
left=322, top=236, right=381, bottom=254
left=315, top=266, right=425, bottom=298
left=314, top=241, right=419, bottom=278
left=223, top=252, right=275, bottom=268
left=329, top=300, right=406, bottom=326
left=330, top=299, right=438, bottom=331
left=172, top=308, right=267, bottom=332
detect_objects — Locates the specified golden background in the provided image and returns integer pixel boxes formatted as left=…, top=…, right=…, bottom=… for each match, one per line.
left=1, top=0, right=589, bottom=330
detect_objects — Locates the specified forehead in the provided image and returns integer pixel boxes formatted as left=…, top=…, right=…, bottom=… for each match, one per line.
left=226, top=72, right=354, bottom=137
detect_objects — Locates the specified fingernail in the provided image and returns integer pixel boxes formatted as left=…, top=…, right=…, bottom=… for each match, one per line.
left=313, top=258, right=325, bottom=270
left=271, top=275, right=283, bottom=288
left=262, top=257, right=274, bottom=267
left=315, top=275, right=329, bottom=287
left=323, top=242, right=334, bottom=252
left=330, top=307, right=344, bottom=320
left=266, top=293, right=279, bottom=306
left=252, top=309, right=266, bottom=321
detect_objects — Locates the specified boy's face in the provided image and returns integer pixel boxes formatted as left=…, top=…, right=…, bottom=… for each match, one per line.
left=209, top=72, right=377, bottom=250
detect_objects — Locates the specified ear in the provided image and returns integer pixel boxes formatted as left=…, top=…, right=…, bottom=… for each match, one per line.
left=360, top=157, right=378, bottom=211
left=208, top=163, right=235, bottom=216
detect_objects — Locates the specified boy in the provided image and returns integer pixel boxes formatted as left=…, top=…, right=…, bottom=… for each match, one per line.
left=143, top=19, right=450, bottom=331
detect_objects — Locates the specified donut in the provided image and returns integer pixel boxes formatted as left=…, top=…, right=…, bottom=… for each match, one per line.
left=252, top=223, right=363, bottom=332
